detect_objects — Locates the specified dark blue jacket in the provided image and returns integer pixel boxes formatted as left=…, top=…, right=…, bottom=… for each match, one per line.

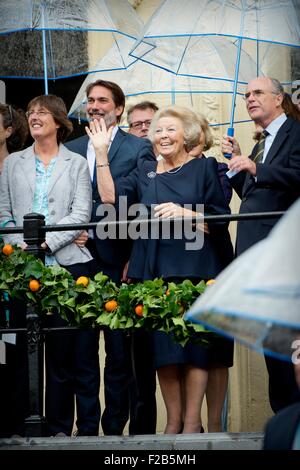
left=263, top=402, right=300, bottom=450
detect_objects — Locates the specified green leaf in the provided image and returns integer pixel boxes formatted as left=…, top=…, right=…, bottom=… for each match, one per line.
left=23, top=261, right=44, bottom=278
left=110, top=315, right=120, bottom=329
left=62, top=278, right=70, bottom=289
left=96, top=313, right=112, bottom=326
left=94, top=272, right=109, bottom=283
left=64, top=298, right=76, bottom=308
left=172, top=317, right=186, bottom=327
left=82, top=312, right=97, bottom=319
left=125, top=318, right=134, bottom=328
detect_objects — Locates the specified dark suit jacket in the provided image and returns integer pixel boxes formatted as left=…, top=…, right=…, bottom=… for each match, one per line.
left=65, top=129, right=155, bottom=270
left=263, top=402, right=300, bottom=450
left=229, top=117, right=300, bottom=255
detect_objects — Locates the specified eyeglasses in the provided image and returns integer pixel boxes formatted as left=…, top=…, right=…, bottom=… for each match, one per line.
left=26, top=110, right=53, bottom=118
left=130, top=119, right=152, bottom=130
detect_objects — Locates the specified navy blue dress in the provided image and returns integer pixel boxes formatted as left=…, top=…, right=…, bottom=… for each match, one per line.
left=117, top=157, right=234, bottom=369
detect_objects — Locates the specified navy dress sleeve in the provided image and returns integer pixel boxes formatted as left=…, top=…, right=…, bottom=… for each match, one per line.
left=203, top=158, right=234, bottom=269
left=115, top=159, right=158, bottom=208
left=217, top=162, right=232, bottom=204
left=127, top=157, right=233, bottom=280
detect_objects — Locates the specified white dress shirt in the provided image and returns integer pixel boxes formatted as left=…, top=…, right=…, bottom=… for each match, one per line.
left=262, top=113, right=287, bottom=162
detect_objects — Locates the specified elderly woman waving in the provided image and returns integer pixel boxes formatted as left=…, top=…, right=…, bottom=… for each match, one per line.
left=88, top=105, right=233, bottom=435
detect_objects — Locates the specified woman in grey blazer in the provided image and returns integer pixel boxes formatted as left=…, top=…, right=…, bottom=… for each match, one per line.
left=0, top=95, right=100, bottom=437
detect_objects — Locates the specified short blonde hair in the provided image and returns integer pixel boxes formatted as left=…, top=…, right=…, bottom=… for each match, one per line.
left=196, top=113, right=213, bottom=151
left=148, top=105, right=201, bottom=152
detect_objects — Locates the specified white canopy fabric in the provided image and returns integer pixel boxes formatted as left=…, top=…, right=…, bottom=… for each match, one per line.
left=0, top=0, right=143, bottom=81
left=130, top=0, right=300, bottom=126
left=68, top=37, right=249, bottom=126
left=131, top=0, right=300, bottom=46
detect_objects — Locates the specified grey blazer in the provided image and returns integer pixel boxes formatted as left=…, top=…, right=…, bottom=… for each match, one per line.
left=0, top=143, right=93, bottom=266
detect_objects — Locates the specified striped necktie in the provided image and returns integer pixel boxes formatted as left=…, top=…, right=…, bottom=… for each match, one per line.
left=253, top=130, right=269, bottom=164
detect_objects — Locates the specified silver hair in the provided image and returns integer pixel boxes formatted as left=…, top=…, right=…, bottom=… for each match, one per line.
left=147, top=105, right=202, bottom=152
left=269, top=78, right=284, bottom=95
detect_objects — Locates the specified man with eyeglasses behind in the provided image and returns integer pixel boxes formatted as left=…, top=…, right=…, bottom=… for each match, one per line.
left=127, top=101, right=158, bottom=139
left=221, top=76, right=300, bottom=414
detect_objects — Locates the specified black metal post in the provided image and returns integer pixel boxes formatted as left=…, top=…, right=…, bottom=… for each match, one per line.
left=23, top=212, right=46, bottom=263
left=25, top=305, right=45, bottom=437
left=23, top=213, right=46, bottom=436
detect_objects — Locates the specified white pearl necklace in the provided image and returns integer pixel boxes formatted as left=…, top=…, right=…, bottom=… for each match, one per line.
left=162, top=156, right=189, bottom=174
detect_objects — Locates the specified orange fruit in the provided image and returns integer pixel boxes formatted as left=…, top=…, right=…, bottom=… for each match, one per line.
left=165, top=289, right=170, bottom=296
left=29, top=279, right=40, bottom=292
left=206, top=279, right=216, bottom=286
left=135, top=304, right=143, bottom=317
left=76, top=276, right=89, bottom=287
left=105, top=300, right=118, bottom=312
left=2, top=244, right=14, bottom=256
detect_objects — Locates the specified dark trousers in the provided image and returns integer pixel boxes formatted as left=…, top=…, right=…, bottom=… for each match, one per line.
left=265, top=355, right=300, bottom=413
left=45, top=259, right=100, bottom=436
left=0, top=300, right=29, bottom=437
left=101, top=328, right=132, bottom=435
left=100, top=329, right=157, bottom=436
left=128, top=329, right=157, bottom=435
left=87, top=240, right=157, bottom=435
